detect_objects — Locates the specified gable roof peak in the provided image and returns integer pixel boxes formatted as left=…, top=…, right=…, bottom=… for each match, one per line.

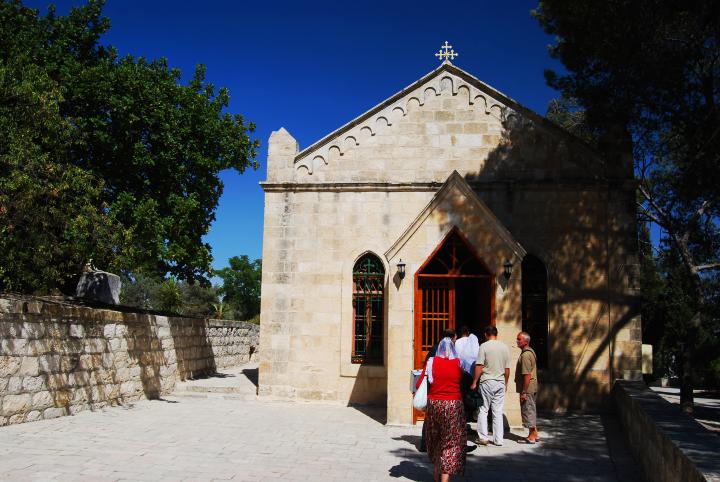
left=385, top=170, right=526, bottom=262
left=292, top=60, right=602, bottom=176
left=293, top=61, right=512, bottom=168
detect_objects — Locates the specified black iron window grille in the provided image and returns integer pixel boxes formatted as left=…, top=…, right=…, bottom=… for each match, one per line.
left=352, top=254, right=385, bottom=364
left=521, top=254, right=549, bottom=369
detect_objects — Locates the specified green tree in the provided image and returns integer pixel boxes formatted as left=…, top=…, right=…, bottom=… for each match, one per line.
left=545, top=95, right=598, bottom=146
left=211, top=301, right=228, bottom=319
left=0, top=0, right=258, bottom=293
left=120, top=273, right=219, bottom=316
left=156, top=278, right=183, bottom=314
left=216, top=256, right=261, bottom=321
left=179, top=281, right=219, bottom=317
left=535, top=0, right=720, bottom=413
left=119, top=273, right=160, bottom=310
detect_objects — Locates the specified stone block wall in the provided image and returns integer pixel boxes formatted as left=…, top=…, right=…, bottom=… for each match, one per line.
left=260, top=63, right=641, bottom=425
left=614, top=380, right=720, bottom=482
left=206, top=319, right=259, bottom=369
left=0, top=295, right=259, bottom=426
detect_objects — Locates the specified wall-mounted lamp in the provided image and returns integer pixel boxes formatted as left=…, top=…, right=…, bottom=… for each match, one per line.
left=396, top=259, right=406, bottom=280
left=503, top=260, right=513, bottom=279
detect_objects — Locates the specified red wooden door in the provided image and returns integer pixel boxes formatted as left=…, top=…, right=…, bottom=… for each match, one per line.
left=413, top=278, right=455, bottom=422
left=414, top=278, right=455, bottom=369
left=411, top=227, right=495, bottom=423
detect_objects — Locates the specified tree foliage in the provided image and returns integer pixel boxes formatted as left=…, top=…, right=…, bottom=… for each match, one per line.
left=535, top=0, right=720, bottom=411
left=216, top=255, right=261, bottom=321
left=120, top=272, right=220, bottom=317
left=545, top=95, right=598, bottom=146
left=639, top=224, right=720, bottom=388
left=0, top=0, right=258, bottom=293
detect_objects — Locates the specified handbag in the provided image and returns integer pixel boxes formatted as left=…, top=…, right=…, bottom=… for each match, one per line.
left=464, top=389, right=483, bottom=411
left=413, top=367, right=428, bottom=411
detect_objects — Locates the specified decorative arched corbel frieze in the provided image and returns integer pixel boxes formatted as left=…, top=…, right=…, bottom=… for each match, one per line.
left=406, top=97, right=421, bottom=111
left=423, top=86, right=438, bottom=103
left=440, top=76, right=454, bottom=94
left=473, top=94, right=488, bottom=114
left=457, top=85, right=472, bottom=105
left=344, top=136, right=359, bottom=151
left=359, top=125, right=374, bottom=138
left=292, top=71, right=520, bottom=176
left=376, top=116, right=390, bottom=131
left=489, top=104, right=504, bottom=119
left=328, top=145, right=342, bottom=162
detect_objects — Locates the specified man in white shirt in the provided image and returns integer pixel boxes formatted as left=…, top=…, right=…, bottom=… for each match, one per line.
left=455, top=325, right=480, bottom=368
left=470, top=325, right=510, bottom=446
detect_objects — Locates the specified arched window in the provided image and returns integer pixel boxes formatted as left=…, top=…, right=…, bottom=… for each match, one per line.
left=522, top=254, right=548, bottom=369
left=352, top=254, right=385, bottom=364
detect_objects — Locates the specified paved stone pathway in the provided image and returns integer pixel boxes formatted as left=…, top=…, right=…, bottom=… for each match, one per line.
left=0, top=365, right=638, bottom=481
left=651, top=386, right=720, bottom=435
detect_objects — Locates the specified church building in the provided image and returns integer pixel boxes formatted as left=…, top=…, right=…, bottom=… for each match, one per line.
left=258, top=48, right=642, bottom=426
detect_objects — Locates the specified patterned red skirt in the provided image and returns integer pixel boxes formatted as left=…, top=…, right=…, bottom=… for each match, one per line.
left=426, top=398, right=466, bottom=475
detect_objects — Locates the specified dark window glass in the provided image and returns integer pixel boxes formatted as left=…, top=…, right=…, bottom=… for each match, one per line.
left=522, top=254, right=548, bottom=369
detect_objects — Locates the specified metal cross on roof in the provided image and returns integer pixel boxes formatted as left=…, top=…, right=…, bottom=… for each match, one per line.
left=435, top=41, right=458, bottom=62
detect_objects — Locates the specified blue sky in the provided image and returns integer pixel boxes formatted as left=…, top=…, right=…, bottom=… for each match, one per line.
left=26, top=0, right=563, bottom=275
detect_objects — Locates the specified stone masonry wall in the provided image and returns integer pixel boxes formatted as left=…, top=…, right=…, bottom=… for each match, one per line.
left=0, top=295, right=259, bottom=426
left=261, top=63, right=641, bottom=425
left=614, top=380, right=720, bottom=482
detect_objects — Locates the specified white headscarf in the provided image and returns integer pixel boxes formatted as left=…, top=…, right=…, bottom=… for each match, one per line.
left=435, top=337, right=458, bottom=359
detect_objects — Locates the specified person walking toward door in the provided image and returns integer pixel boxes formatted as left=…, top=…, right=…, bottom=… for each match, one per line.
left=470, top=326, right=510, bottom=446
left=425, top=337, right=467, bottom=481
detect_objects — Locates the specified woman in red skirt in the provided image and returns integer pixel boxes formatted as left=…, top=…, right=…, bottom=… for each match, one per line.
left=425, top=337, right=467, bottom=481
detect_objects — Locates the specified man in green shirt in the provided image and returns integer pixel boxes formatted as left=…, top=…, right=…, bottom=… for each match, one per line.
left=515, top=331, right=539, bottom=444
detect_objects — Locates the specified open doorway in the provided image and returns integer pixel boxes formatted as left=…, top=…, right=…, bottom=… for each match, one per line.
left=455, top=277, right=492, bottom=337
left=413, top=227, right=495, bottom=422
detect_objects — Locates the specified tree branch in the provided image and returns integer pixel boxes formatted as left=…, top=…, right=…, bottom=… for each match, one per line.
left=638, top=184, right=673, bottom=231
left=636, top=201, right=663, bottom=226
left=692, top=200, right=713, bottom=224
left=681, top=200, right=714, bottom=246
left=692, top=262, right=720, bottom=273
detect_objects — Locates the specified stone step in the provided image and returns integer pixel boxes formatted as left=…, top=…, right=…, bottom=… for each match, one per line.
left=170, top=362, right=259, bottom=401
left=171, top=390, right=257, bottom=401
left=180, top=385, right=246, bottom=394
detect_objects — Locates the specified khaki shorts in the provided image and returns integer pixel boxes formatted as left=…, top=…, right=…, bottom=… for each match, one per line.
left=520, top=392, right=537, bottom=428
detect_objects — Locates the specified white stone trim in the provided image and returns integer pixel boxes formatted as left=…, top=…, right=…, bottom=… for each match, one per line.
left=385, top=171, right=527, bottom=262
left=339, top=248, right=389, bottom=379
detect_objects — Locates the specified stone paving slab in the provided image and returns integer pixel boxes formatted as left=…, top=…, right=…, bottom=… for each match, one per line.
left=0, top=394, right=634, bottom=481
left=651, top=387, right=720, bottom=435
left=172, top=364, right=258, bottom=400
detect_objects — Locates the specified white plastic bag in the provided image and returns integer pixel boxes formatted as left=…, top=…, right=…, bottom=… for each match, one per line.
left=413, top=374, right=428, bottom=411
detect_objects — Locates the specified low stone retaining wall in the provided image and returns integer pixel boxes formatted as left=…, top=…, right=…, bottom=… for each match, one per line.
left=0, top=295, right=259, bottom=426
left=613, top=380, right=720, bottom=482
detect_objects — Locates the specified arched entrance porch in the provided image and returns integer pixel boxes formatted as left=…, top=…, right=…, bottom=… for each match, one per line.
left=413, top=227, right=495, bottom=422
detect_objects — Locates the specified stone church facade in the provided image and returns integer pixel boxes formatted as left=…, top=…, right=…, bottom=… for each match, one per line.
left=258, top=61, right=642, bottom=425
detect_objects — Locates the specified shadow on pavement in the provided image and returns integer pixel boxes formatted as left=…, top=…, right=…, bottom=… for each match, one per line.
left=189, top=372, right=237, bottom=379
left=393, top=434, right=422, bottom=449
left=388, top=460, right=433, bottom=481
left=388, top=413, right=641, bottom=482
left=242, top=367, right=259, bottom=387
left=348, top=404, right=387, bottom=424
